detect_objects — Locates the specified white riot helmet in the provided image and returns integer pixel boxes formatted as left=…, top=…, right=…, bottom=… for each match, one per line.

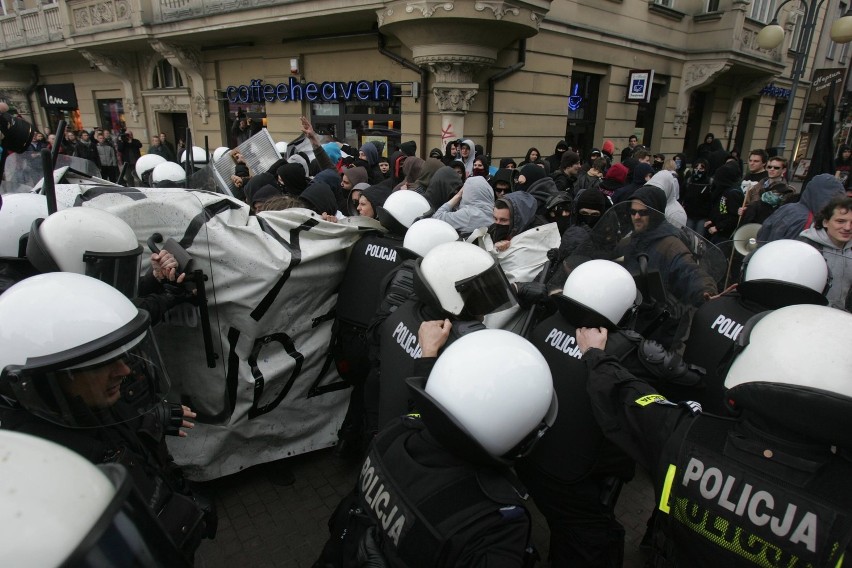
left=0, top=273, right=170, bottom=428
left=403, top=218, right=459, bottom=258
left=134, top=154, right=166, bottom=184
left=377, top=190, right=431, bottom=235
left=26, top=207, right=142, bottom=298
left=407, top=330, right=557, bottom=464
left=0, top=193, right=47, bottom=258
left=275, top=141, right=288, bottom=156
left=180, top=145, right=209, bottom=166
left=0, top=431, right=187, bottom=565
left=739, top=239, right=829, bottom=308
left=212, top=146, right=230, bottom=162
left=555, top=259, right=638, bottom=329
left=414, top=241, right=516, bottom=318
left=150, top=162, right=187, bottom=188
left=724, top=305, right=852, bottom=447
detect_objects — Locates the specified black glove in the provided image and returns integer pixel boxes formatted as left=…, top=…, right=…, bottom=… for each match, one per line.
left=156, top=401, right=185, bottom=437
left=357, top=527, right=388, bottom=568
left=515, top=281, right=548, bottom=309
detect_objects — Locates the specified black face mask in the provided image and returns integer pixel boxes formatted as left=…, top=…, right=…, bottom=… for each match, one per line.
left=556, top=216, right=571, bottom=235
left=579, top=212, right=602, bottom=228
left=488, top=223, right=512, bottom=242
left=692, top=170, right=706, bottom=181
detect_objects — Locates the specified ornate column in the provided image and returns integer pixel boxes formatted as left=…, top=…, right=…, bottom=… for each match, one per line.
left=378, top=1, right=551, bottom=143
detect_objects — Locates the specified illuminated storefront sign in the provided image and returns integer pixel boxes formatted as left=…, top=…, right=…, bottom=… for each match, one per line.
left=225, top=78, right=393, bottom=103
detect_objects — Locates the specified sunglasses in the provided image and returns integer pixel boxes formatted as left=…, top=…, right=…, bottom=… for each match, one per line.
left=630, top=209, right=651, bottom=217
left=767, top=165, right=783, bottom=170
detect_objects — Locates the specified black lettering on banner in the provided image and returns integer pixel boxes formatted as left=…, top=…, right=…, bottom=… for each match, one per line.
left=307, top=310, right=350, bottom=399
left=250, top=218, right=319, bottom=321
left=178, top=199, right=244, bottom=250
left=75, top=187, right=148, bottom=206
left=247, top=332, right=305, bottom=419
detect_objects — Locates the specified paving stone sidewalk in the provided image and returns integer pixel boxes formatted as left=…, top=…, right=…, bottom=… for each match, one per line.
left=195, top=448, right=655, bottom=568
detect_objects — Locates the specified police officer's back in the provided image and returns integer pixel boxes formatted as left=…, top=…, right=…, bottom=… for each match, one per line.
left=679, top=240, right=829, bottom=413
left=520, top=259, right=701, bottom=567
left=578, top=305, right=852, bottom=567
left=316, top=330, right=557, bottom=567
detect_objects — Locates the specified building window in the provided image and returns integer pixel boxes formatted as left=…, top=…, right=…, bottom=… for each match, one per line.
left=310, top=85, right=402, bottom=152
left=152, top=60, right=185, bottom=89
left=840, top=42, right=849, bottom=65
left=788, top=7, right=805, bottom=52
left=706, top=0, right=720, bottom=11
left=0, top=0, right=7, bottom=16
left=749, top=0, right=777, bottom=23
left=827, top=3, right=848, bottom=61
left=654, top=0, right=674, bottom=7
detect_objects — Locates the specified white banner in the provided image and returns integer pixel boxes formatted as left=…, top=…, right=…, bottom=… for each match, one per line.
left=55, top=185, right=380, bottom=480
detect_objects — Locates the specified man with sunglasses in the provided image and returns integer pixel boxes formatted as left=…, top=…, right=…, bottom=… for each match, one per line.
left=619, top=186, right=718, bottom=349
left=577, top=304, right=852, bottom=567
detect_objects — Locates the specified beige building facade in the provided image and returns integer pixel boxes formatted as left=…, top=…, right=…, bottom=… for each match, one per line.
left=0, top=0, right=833, bottom=163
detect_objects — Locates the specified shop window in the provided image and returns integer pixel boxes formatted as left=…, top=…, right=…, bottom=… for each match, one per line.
left=0, top=0, right=7, bottom=16
left=152, top=60, right=185, bottom=89
left=310, top=85, right=402, bottom=154
left=705, top=0, right=720, bottom=11
left=98, top=99, right=125, bottom=136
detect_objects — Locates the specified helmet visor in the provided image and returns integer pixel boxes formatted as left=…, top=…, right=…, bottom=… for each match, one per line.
left=83, top=246, right=143, bottom=299
left=454, top=263, right=517, bottom=317
left=6, top=327, right=170, bottom=428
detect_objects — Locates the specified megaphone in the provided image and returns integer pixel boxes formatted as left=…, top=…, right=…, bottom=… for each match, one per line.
left=733, top=223, right=762, bottom=256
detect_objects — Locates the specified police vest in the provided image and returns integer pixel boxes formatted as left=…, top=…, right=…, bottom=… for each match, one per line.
left=526, top=312, right=634, bottom=483
left=357, top=416, right=530, bottom=567
left=336, top=233, right=406, bottom=328
left=681, top=294, right=761, bottom=414
left=654, top=416, right=852, bottom=567
left=377, top=300, right=484, bottom=430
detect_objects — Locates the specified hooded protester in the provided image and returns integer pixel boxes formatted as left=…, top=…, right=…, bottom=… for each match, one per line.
left=399, top=140, right=417, bottom=157
left=251, top=184, right=283, bottom=214
left=459, top=138, right=476, bottom=176
left=544, top=191, right=573, bottom=235
left=518, top=147, right=543, bottom=169
left=696, top=133, right=723, bottom=161
left=428, top=147, right=443, bottom=160
left=490, top=168, right=515, bottom=199
left=387, top=150, right=407, bottom=186
left=397, top=156, right=425, bottom=191
left=359, top=142, right=384, bottom=184
left=356, top=184, right=393, bottom=219
left=489, top=191, right=540, bottom=245
left=681, top=158, right=712, bottom=234
left=471, top=155, right=489, bottom=178
left=741, top=183, right=794, bottom=225
left=277, top=163, right=309, bottom=195
left=310, top=168, right=347, bottom=213
left=431, top=176, right=495, bottom=236
left=449, top=159, right=467, bottom=181
left=300, top=182, right=339, bottom=217
left=524, top=170, right=561, bottom=218
left=647, top=170, right=687, bottom=228
left=575, top=157, right=607, bottom=197
left=613, top=162, right=654, bottom=203
left=759, top=174, right=846, bottom=242
left=413, top=158, right=444, bottom=196
left=515, top=163, right=547, bottom=192
left=423, top=166, right=463, bottom=211
left=545, top=140, right=569, bottom=173
left=599, top=162, right=628, bottom=201
left=442, top=140, right=458, bottom=165
left=499, top=157, right=518, bottom=169
left=340, top=166, right=368, bottom=193
left=704, top=160, right=743, bottom=243
left=798, top=196, right=852, bottom=311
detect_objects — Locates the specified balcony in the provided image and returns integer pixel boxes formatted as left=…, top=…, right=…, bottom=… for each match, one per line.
left=0, top=3, right=63, bottom=49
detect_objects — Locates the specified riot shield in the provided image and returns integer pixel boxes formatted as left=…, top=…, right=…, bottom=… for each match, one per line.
left=1, top=152, right=110, bottom=194
left=559, top=201, right=726, bottom=349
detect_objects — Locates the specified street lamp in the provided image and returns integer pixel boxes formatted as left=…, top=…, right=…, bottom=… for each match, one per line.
left=756, top=1, right=852, bottom=159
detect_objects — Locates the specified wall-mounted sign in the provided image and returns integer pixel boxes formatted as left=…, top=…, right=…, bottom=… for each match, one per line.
left=626, top=70, right=654, bottom=103
left=759, top=83, right=792, bottom=99
left=804, top=68, right=845, bottom=123
left=38, top=84, right=78, bottom=109
left=568, top=83, right=583, bottom=112
left=225, top=78, right=393, bottom=104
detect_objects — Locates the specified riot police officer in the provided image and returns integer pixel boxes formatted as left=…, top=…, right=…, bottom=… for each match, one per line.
left=316, top=329, right=557, bottom=567
left=332, top=190, right=432, bottom=456
left=678, top=239, right=829, bottom=413
left=0, top=273, right=215, bottom=560
left=577, top=305, right=852, bottom=567
left=519, top=259, right=702, bottom=567
left=373, top=240, right=517, bottom=431
left=0, top=192, right=46, bottom=294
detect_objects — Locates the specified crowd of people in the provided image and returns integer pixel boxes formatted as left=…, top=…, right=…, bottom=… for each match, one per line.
left=2, top=104, right=852, bottom=566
